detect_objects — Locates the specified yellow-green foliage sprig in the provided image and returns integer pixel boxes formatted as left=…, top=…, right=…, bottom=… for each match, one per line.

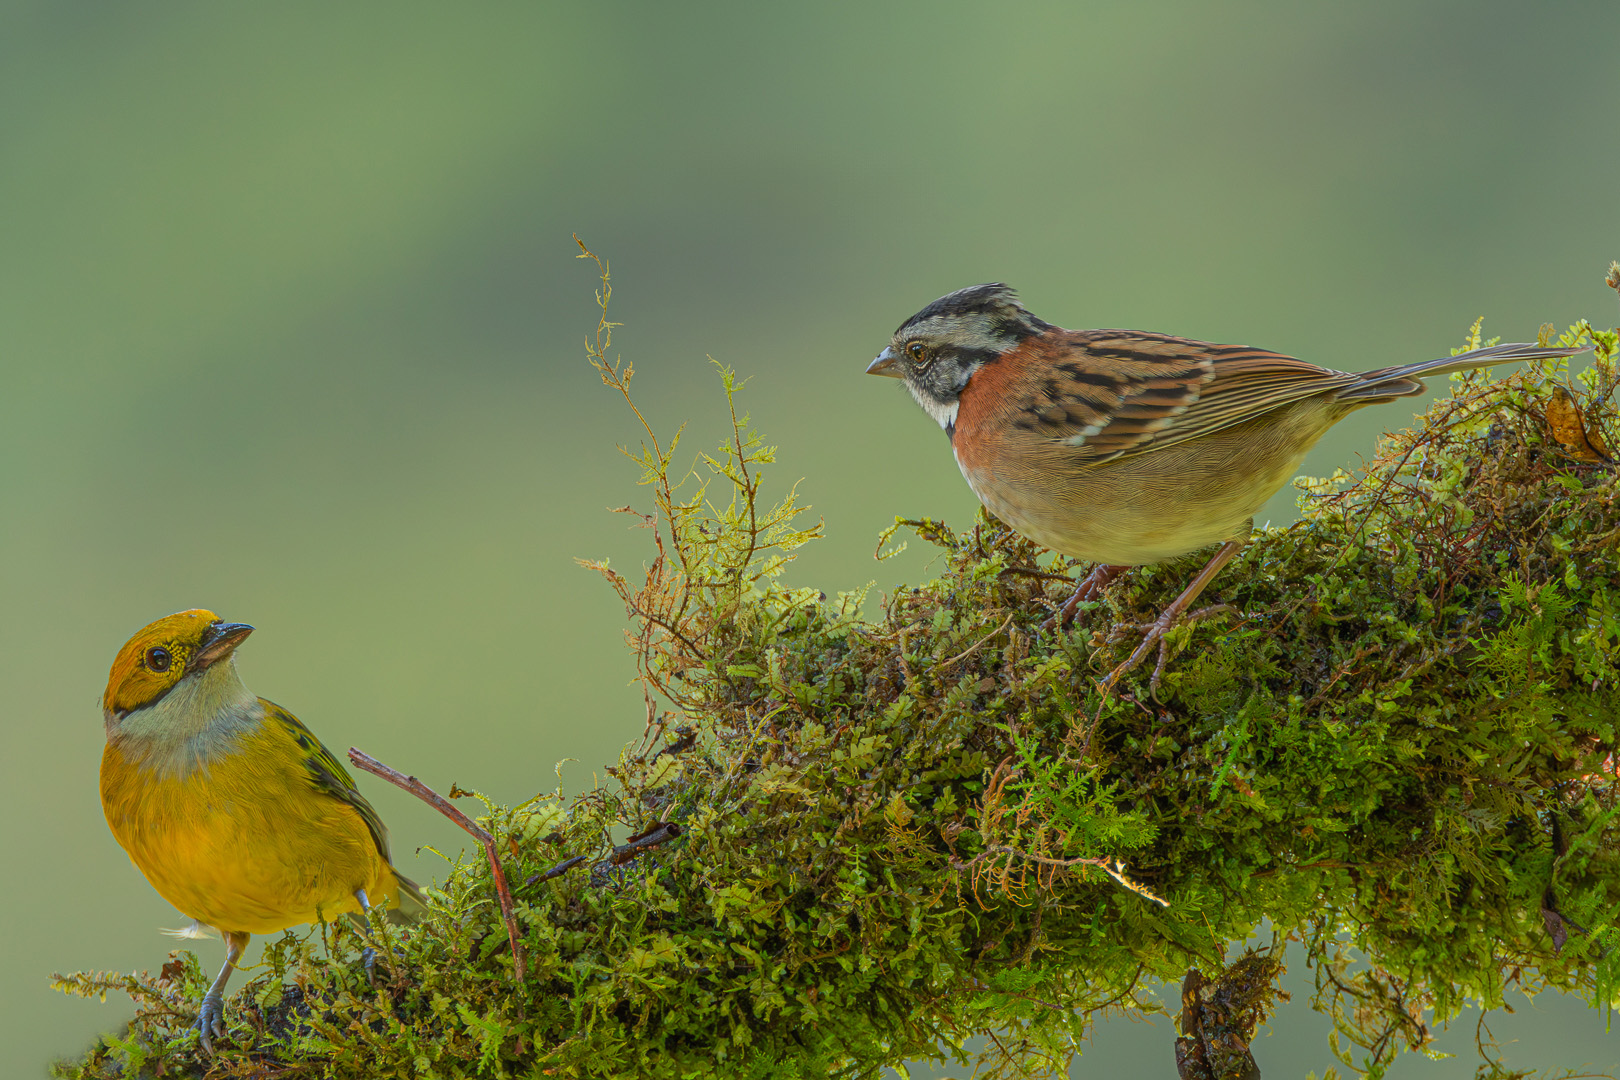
left=52, top=261, right=1620, bottom=1079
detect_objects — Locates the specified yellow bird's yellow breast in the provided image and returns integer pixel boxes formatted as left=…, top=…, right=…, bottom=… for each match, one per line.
left=100, top=718, right=390, bottom=936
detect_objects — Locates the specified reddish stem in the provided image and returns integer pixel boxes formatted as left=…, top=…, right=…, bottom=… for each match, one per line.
left=348, top=748, right=527, bottom=985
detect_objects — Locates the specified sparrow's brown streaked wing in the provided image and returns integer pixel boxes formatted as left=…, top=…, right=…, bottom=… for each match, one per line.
left=995, top=330, right=1214, bottom=462
left=1001, top=330, right=1357, bottom=464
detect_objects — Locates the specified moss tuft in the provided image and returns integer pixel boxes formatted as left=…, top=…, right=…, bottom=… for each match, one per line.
left=51, top=259, right=1620, bottom=1079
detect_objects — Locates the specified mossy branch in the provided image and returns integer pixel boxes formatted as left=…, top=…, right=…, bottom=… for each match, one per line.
left=52, top=260, right=1620, bottom=1080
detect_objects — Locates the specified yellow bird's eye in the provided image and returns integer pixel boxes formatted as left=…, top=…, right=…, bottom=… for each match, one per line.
left=906, top=342, right=927, bottom=363
left=145, top=646, right=172, bottom=672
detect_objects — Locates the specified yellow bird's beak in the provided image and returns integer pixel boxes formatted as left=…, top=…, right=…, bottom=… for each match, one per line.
left=195, top=621, right=254, bottom=670
left=866, top=346, right=903, bottom=378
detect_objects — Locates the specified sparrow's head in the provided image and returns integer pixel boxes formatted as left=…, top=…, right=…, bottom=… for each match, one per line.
left=103, top=610, right=254, bottom=720
left=867, top=283, right=1051, bottom=431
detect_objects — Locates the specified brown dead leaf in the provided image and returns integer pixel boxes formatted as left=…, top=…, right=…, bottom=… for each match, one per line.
left=1546, top=386, right=1613, bottom=463
left=1541, top=889, right=1590, bottom=955
left=1541, top=903, right=1570, bottom=954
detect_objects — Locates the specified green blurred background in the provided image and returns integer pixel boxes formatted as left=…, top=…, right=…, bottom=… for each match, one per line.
left=4, top=1, right=1617, bottom=1074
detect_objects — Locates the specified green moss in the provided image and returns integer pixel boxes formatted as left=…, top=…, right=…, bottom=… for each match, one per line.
left=51, top=264, right=1620, bottom=1079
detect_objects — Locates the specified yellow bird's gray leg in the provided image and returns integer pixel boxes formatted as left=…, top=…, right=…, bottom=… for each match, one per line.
left=197, top=930, right=249, bottom=1055
left=354, top=887, right=377, bottom=984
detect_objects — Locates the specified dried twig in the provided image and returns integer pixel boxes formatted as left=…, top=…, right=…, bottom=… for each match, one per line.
left=933, top=613, right=1015, bottom=670
left=610, top=821, right=683, bottom=865
left=347, top=748, right=527, bottom=985
left=525, top=855, right=588, bottom=887
left=952, top=843, right=1170, bottom=907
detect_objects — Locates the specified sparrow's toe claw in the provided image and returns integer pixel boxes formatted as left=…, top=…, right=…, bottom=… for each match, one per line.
left=1100, top=603, right=1238, bottom=695
left=1044, top=564, right=1127, bottom=632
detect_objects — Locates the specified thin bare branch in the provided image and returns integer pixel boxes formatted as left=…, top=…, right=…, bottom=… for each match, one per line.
left=348, top=748, right=527, bottom=985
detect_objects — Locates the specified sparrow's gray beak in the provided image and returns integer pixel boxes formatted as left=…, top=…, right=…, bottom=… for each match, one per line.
left=866, top=347, right=902, bottom=378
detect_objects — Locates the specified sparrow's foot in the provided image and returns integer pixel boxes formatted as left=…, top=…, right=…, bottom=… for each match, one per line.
left=1101, top=603, right=1237, bottom=696
left=1044, top=564, right=1127, bottom=630
left=196, top=990, right=227, bottom=1056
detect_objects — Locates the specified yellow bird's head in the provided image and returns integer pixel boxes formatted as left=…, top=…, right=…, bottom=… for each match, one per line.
left=103, top=610, right=255, bottom=721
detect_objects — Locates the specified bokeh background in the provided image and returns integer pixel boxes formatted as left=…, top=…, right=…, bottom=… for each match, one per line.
left=4, top=1, right=1617, bottom=1074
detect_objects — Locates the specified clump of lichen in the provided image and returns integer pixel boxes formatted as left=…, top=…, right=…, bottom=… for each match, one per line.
left=51, top=258, right=1620, bottom=1080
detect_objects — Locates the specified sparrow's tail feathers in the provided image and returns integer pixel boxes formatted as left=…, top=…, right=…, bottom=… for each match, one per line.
left=1340, top=342, right=1589, bottom=403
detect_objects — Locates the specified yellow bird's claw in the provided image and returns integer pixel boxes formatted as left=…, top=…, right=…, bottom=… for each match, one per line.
left=196, top=993, right=227, bottom=1056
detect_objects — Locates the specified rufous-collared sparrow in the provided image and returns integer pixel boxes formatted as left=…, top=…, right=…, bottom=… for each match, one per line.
left=867, top=283, right=1585, bottom=689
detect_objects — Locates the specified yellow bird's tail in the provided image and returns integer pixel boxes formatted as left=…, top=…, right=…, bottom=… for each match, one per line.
left=386, top=871, right=428, bottom=925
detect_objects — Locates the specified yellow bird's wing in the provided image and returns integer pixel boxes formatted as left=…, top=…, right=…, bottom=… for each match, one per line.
left=259, top=698, right=393, bottom=863
left=257, top=698, right=428, bottom=918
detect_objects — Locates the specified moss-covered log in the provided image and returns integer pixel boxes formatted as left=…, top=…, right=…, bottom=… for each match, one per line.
left=52, top=259, right=1620, bottom=1079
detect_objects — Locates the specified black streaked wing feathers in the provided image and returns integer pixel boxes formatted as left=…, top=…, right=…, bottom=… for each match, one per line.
left=262, top=699, right=393, bottom=863
left=1009, top=331, right=1214, bottom=460
left=1015, top=331, right=1359, bottom=463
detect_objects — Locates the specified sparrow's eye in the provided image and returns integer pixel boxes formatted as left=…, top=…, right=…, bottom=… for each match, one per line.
left=906, top=341, right=927, bottom=363
left=145, top=646, right=172, bottom=673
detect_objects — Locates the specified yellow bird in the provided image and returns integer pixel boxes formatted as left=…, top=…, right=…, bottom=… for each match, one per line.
left=99, top=609, right=424, bottom=1053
